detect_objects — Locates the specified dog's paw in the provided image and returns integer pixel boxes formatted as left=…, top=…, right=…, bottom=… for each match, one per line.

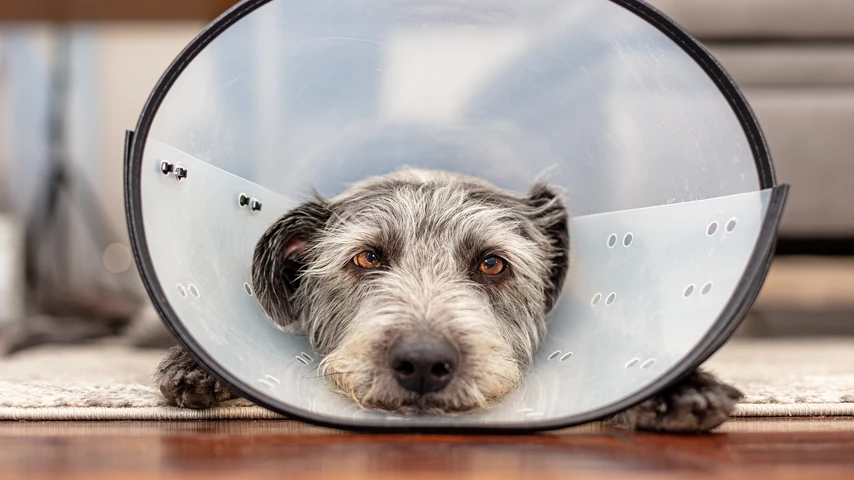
left=155, top=346, right=235, bottom=409
left=611, top=369, right=742, bottom=433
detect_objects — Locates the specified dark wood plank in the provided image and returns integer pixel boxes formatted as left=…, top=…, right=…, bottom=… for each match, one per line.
left=2, top=418, right=854, bottom=479
left=0, top=0, right=238, bottom=21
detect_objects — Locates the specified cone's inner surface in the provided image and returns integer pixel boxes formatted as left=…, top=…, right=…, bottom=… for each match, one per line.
left=137, top=0, right=769, bottom=426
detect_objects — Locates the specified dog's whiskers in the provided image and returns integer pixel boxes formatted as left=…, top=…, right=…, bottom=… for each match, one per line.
left=301, top=370, right=359, bottom=380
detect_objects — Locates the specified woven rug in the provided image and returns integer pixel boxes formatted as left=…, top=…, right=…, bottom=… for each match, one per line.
left=1, top=338, right=853, bottom=421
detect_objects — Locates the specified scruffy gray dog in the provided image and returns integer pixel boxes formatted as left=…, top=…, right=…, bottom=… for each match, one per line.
left=157, top=169, right=741, bottom=432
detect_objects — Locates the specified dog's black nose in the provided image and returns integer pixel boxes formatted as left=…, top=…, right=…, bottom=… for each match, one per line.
left=388, top=333, right=458, bottom=395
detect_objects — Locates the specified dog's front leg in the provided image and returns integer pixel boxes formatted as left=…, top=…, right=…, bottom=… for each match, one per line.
left=156, top=345, right=237, bottom=408
left=609, top=368, right=742, bottom=433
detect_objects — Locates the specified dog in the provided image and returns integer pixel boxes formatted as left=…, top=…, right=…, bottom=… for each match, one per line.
left=156, top=169, right=742, bottom=432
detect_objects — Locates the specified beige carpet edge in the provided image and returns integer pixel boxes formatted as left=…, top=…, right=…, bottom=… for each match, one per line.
left=733, top=403, right=854, bottom=417
left=3, top=403, right=854, bottom=422
left=0, top=406, right=285, bottom=421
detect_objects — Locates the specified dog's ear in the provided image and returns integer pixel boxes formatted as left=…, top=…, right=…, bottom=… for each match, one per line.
left=251, top=199, right=331, bottom=326
left=524, top=182, right=570, bottom=312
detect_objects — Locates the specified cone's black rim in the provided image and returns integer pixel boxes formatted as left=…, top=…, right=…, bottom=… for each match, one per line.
left=125, top=0, right=783, bottom=433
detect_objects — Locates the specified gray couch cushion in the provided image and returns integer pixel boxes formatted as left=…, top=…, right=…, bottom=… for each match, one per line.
left=647, top=0, right=854, bottom=39
left=709, top=46, right=854, bottom=88
left=744, top=88, right=854, bottom=236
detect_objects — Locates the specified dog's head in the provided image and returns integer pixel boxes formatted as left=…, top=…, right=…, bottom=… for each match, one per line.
left=252, top=169, right=569, bottom=413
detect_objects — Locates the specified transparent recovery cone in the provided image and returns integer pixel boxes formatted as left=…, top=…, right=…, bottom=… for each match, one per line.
left=125, top=0, right=788, bottom=431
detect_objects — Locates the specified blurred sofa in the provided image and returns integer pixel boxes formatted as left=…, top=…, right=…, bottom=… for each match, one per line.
left=649, top=0, right=854, bottom=238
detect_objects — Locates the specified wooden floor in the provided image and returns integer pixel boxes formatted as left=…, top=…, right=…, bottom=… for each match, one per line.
left=3, top=418, right=854, bottom=479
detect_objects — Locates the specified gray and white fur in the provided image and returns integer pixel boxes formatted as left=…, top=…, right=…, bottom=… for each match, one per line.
left=156, top=169, right=741, bottom=431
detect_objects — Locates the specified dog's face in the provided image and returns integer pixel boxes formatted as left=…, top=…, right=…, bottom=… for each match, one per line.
left=252, top=169, right=569, bottom=413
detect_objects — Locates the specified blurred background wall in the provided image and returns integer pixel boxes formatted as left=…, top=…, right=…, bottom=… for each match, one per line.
left=0, top=2, right=218, bottom=349
left=1, top=23, right=202, bottom=277
left=0, top=0, right=852, bottom=349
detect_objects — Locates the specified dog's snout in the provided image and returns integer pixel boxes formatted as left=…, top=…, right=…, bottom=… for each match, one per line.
left=388, top=333, right=458, bottom=395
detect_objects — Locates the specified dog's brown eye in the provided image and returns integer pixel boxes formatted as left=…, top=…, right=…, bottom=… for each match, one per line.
left=353, top=250, right=382, bottom=269
left=479, top=256, right=506, bottom=275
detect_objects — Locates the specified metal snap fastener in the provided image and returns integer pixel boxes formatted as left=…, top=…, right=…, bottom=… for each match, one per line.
left=160, top=161, right=174, bottom=175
